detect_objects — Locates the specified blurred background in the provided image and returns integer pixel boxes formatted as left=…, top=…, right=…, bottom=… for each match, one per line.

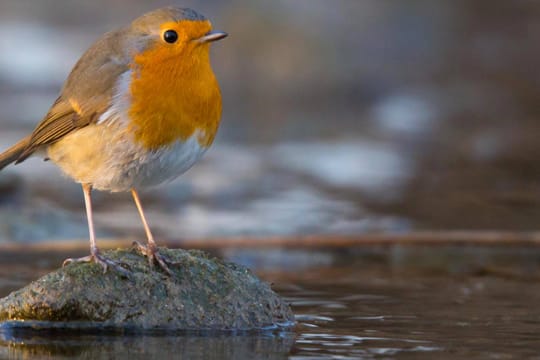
left=0, top=0, right=539, bottom=243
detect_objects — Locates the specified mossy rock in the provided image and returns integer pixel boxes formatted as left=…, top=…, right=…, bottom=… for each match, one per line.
left=0, top=248, right=294, bottom=331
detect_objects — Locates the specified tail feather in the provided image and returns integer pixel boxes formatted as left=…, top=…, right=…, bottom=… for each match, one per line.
left=0, top=135, right=31, bottom=171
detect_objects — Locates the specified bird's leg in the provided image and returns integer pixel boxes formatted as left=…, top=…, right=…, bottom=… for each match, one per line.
left=131, top=188, right=173, bottom=275
left=63, top=184, right=130, bottom=276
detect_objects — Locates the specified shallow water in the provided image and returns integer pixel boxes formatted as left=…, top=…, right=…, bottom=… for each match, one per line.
left=1, top=246, right=540, bottom=359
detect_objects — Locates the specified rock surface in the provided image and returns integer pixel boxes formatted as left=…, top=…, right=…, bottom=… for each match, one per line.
left=0, top=248, right=294, bottom=330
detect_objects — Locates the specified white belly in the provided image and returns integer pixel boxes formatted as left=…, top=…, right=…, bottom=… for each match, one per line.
left=47, top=123, right=207, bottom=192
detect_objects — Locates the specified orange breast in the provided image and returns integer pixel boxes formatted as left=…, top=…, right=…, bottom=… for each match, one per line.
left=127, top=25, right=222, bottom=150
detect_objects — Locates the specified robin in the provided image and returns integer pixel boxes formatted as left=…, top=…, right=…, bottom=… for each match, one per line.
left=0, top=7, right=227, bottom=275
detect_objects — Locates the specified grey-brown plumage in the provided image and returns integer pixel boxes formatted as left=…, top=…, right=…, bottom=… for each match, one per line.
left=16, top=29, right=131, bottom=163
left=0, top=136, right=31, bottom=170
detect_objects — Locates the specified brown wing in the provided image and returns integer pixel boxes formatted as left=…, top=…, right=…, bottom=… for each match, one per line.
left=15, top=28, right=131, bottom=163
left=16, top=97, right=99, bottom=162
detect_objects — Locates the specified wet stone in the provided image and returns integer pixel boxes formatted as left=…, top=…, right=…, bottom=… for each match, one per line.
left=0, top=248, right=294, bottom=331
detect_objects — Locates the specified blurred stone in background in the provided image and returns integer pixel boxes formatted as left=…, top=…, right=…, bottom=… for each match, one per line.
left=0, top=0, right=539, bottom=242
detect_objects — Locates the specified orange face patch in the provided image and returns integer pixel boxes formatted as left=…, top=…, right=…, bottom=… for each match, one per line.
left=159, top=20, right=213, bottom=44
left=127, top=20, right=222, bottom=150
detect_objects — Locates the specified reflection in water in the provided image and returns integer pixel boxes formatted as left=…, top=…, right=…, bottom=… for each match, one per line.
left=0, top=328, right=295, bottom=360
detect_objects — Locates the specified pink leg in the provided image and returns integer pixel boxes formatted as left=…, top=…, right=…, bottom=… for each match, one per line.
left=63, top=184, right=129, bottom=276
left=131, top=188, right=173, bottom=275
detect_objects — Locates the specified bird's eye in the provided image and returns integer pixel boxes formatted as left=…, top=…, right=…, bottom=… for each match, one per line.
left=163, top=30, right=178, bottom=44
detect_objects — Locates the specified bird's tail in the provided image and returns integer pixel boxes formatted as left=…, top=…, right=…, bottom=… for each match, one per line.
left=0, top=136, right=31, bottom=171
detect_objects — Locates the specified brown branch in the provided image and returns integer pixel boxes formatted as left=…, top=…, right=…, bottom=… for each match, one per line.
left=177, top=231, right=540, bottom=249
left=2, top=231, right=540, bottom=254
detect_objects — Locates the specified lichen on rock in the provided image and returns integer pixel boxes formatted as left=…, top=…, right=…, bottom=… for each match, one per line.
left=0, top=248, right=294, bottom=331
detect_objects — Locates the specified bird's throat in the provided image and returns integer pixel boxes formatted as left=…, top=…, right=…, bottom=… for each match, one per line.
left=128, top=46, right=222, bottom=150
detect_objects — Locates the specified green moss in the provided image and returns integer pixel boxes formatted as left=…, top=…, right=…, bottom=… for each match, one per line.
left=0, top=248, right=294, bottom=330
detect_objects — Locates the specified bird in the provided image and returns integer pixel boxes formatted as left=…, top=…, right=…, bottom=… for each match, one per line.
left=0, top=7, right=227, bottom=275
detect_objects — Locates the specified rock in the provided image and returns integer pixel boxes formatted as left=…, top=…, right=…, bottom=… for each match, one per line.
left=0, top=248, right=294, bottom=331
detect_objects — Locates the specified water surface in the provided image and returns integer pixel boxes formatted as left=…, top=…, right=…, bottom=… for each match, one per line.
left=1, top=246, right=539, bottom=359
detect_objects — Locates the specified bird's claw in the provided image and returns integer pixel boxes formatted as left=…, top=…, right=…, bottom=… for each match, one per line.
left=63, top=251, right=131, bottom=277
left=132, top=241, right=174, bottom=276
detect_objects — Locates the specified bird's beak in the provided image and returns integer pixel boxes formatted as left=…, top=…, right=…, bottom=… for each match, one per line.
left=197, top=31, right=228, bottom=43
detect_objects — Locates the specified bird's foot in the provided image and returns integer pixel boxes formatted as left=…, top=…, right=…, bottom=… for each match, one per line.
left=132, top=241, right=174, bottom=276
left=63, top=250, right=131, bottom=277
